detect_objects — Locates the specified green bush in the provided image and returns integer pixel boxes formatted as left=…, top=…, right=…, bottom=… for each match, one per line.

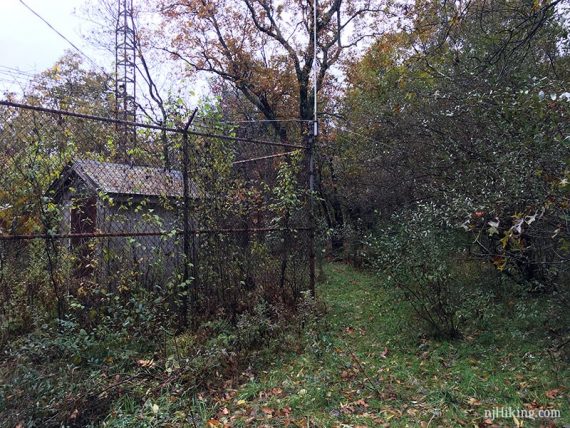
left=364, top=205, right=492, bottom=339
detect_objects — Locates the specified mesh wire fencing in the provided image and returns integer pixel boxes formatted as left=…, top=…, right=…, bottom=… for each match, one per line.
left=0, top=100, right=314, bottom=329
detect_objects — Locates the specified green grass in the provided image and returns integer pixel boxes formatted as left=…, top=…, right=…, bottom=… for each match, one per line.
left=208, top=263, right=569, bottom=427
left=2, top=263, right=567, bottom=427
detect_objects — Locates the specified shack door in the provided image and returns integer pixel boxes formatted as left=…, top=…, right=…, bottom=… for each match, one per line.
left=71, top=196, right=96, bottom=276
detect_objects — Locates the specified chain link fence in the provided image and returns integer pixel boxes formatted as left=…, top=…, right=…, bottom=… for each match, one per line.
left=0, top=100, right=314, bottom=330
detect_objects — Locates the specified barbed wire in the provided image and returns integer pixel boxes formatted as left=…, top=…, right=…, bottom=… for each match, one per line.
left=0, top=100, right=305, bottom=149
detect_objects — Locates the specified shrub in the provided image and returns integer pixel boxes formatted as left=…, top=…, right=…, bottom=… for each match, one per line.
left=364, top=205, right=489, bottom=339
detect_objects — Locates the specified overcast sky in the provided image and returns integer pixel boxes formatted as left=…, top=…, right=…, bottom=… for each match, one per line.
left=0, top=0, right=107, bottom=92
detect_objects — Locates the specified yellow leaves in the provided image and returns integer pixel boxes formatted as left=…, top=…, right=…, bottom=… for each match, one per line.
left=136, top=359, right=156, bottom=368
left=513, top=414, right=522, bottom=427
left=406, top=407, right=418, bottom=417
left=51, top=64, right=61, bottom=82
left=467, top=397, right=482, bottom=406
left=492, top=255, right=507, bottom=271
left=499, top=233, right=510, bottom=249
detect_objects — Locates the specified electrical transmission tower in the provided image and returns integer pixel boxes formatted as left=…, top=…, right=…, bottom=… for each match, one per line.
left=115, top=0, right=137, bottom=158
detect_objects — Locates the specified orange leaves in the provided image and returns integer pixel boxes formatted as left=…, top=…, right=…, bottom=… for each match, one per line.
left=545, top=388, right=561, bottom=399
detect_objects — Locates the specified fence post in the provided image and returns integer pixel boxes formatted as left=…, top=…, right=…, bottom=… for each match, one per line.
left=180, top=108, right=198, bottom=329
left=308, top=122, right=316, bottom=298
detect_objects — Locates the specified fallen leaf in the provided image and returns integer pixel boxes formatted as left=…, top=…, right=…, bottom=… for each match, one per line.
left=468, top=397, right=482, bottom=406
left=513, top=415, right=521, bottom=427
left=545, top=388, right=560, bottom=399
left=137, top=359, right=155, bottom=368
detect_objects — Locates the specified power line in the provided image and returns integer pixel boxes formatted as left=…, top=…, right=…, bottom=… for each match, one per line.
left=0, top=66, right=36, bottom=78
left=232, top=151, right=300, bottom=165
left=0, top=71, right=34, bottom=82
left=338, top=126, right=397, bottom=151
left=0, top=77, right=29, bottom=86
left=0, top=71, right=34, bottom=90
left=18, top=0, right=110, bottom=77
left=203, top=118, right=311, bottom=124
left=12, top=2, right=316, bottom=135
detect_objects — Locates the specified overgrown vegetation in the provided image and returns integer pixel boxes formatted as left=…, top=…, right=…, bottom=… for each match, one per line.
left=1, top=0, right=569, bottom=425
left=328, top=0, right=570, bottom=348
left=0, top=291, right=321, bottom=427
left=202, top=264, right=569, bottom=426
left=2, top=264, right=567, bottom=426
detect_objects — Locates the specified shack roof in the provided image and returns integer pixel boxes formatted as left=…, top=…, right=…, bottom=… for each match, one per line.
left=51, top=160, right=199, bottom=199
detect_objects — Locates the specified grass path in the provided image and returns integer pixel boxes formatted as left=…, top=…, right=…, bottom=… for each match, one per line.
left=213, top=263, right=569, bottom=427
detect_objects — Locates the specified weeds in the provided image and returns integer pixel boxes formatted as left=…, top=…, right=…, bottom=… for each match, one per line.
left=0, top=291, right=320, bottom=427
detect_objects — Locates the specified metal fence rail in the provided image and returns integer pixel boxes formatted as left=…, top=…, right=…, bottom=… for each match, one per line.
left=0, top=100, right=315, bottom=328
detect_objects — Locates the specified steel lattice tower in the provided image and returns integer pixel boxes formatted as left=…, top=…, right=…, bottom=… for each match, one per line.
left=115, top=0, right=137, bottom=157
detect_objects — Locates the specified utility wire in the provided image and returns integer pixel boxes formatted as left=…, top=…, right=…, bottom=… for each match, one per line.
left=0, top=71, right=34, bottom=90
left=0, top=72, right=33, bottom=82
left=205, top=119, right=312, bottom=124
left=0, top=66, right=36, bottom=78
left=18, top=0, right=112, bottom=80
left=15, top=2, right=314, bottom=132
left=338, top=126, right=396, bottom=151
